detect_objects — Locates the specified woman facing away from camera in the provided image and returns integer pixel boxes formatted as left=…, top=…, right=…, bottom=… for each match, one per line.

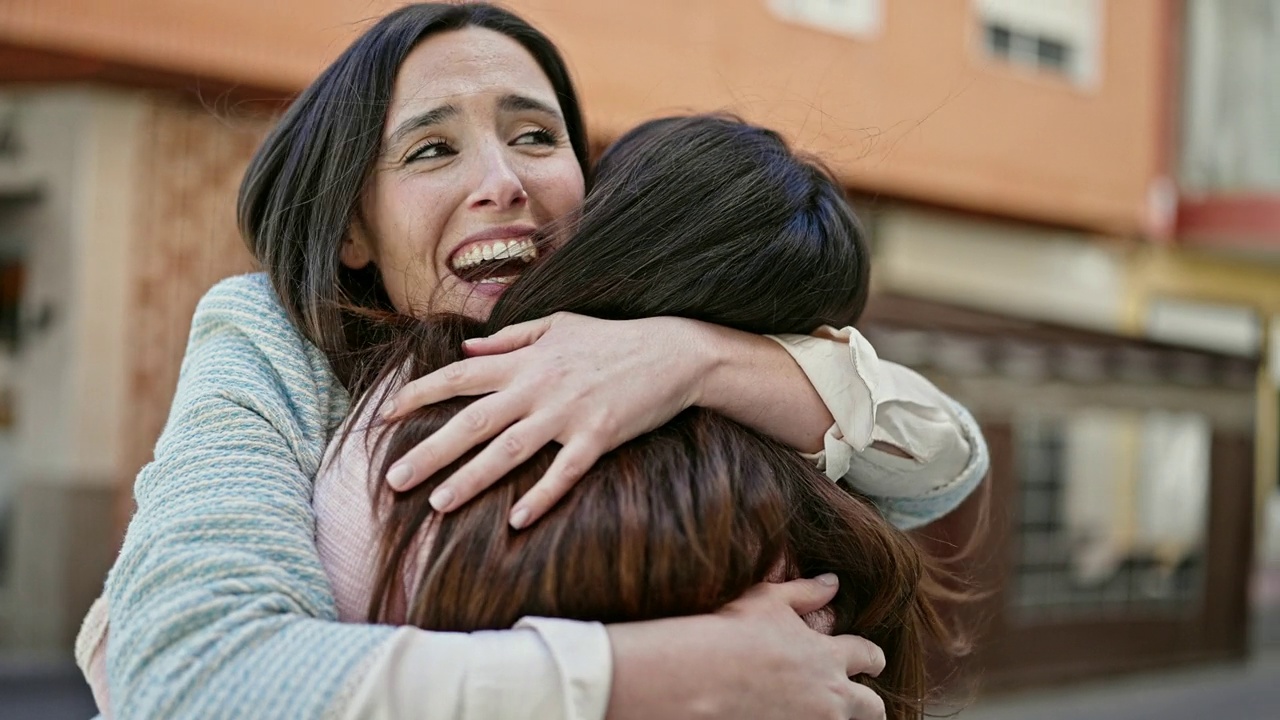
left=312, top=112, right=970, bottom=720
left=82, top=4, right=987, bottom=719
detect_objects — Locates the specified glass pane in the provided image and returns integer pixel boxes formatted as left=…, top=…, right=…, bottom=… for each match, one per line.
left=985, top=23, right=1013, bottom=56
left=1036, top=35, right=1072, bottom=70
left=1011, top=408, right=1211, bottom=621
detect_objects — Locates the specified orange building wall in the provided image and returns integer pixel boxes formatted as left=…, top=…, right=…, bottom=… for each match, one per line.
left=0, top=0, right=1170, bottom=235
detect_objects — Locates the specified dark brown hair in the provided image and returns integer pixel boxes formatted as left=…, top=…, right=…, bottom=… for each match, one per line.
left=356, top=115, right=960, bottom=719
left=237, top=3, right=589, bottom=387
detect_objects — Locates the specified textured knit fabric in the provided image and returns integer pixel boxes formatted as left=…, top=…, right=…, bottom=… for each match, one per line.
left=103, top=274, right=395, bottom=719
left=75, top=596, right=111, bottom=718
left=101, top=273, right=622, bottom=720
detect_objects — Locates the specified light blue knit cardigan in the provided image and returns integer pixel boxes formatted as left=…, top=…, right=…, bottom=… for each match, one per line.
left=104, top=273, right=987, bottom=719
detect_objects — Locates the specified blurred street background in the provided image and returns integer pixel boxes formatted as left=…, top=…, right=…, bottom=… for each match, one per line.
left=0, top=0, right=1278, bottom=717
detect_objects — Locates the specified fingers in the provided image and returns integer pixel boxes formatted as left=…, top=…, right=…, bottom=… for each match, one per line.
left=841, top=680, right=887, bottom=720
left=462, top=316, right=557, bottom=356
left=427, top=417, right=556, bottom=513
left=386, top=393, right=524, bottom=491
left=509, top=437, right=603, bottom=529
left=831, top=635, right=886, bottom=678
left=770, top=574, right=841, bottom=616
left=383, top=355, right=510, bottom=420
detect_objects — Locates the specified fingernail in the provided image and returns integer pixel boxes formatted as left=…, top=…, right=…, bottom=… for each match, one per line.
left=429, top=487, right=455, bottom=512
left=386, top=462, right=413, bottom=489
left=509, top=507, right=530, bottom=530
left=379, top=399, right=397, bottom=419
left=816, top=573, right=839, bottom=586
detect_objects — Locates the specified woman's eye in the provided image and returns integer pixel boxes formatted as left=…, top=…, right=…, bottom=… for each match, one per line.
left=406, top=140, right=454, bottom=162
left=513, top=128, right=559, bottom=147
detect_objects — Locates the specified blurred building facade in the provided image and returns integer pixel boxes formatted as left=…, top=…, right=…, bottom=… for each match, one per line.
left=0, top=0, right=1275, bottom=695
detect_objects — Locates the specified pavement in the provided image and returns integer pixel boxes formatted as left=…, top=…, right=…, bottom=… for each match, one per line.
left=0, top=657, right=96, bottom=720
left=954, top=650, right=1280, bottom=720
left=4, top=654, right=1279, bottom=720
left=2, top=644, right=1279, bottom=720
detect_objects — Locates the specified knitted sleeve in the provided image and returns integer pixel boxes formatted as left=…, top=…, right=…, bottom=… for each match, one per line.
left=104, top=274, right=395, bottom=719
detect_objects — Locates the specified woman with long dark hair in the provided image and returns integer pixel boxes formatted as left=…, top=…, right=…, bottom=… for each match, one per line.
left=84, top=4, right=986, bottom=718
left=312, top=114, right=965, bottom=720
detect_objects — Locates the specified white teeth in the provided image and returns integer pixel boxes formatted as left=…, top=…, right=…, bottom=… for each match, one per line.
left=450, top=239, right=539, bottom=272
left=478, top=275, right=517, bottom=285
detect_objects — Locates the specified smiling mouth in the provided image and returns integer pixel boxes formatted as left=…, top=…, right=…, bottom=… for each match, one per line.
left=449, top=237, right=539, bottom=286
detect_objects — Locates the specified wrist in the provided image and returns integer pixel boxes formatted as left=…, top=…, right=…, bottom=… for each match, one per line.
left=676, top=319, right=743, bottom=411
left=605, top=617, right=723, bottom=720
left=646, top=317, right=732, bottom=411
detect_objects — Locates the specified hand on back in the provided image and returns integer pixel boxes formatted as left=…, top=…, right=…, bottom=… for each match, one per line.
left=607, top=576, right=888, bottom=720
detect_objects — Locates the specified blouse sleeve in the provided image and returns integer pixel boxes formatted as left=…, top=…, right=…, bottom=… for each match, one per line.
left=766, top=326, right=989, bottom=529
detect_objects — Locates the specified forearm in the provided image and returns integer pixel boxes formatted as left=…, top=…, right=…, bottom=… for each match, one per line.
left=605, top=578, right=878, bottom=720
left=347, top=620, right=612, bottom=720
left=106, top=275, right=393, bottom=718
left=692, top=322, right=831, bottom=454
left=108, top=429, right=395, bottom=719
left=606, top=618, right=698, bottom=720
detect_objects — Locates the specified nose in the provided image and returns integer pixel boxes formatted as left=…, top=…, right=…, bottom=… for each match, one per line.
left=467, top=144, right=528, bottom=212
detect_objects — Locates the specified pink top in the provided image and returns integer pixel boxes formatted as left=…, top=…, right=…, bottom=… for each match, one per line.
left=314, top=391, right=429, bottom=624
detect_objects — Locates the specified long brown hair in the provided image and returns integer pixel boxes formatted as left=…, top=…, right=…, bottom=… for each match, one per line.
left=354, top=115, right=963, bottom=719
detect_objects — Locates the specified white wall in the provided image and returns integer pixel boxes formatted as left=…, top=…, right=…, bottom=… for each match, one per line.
left=765, top=0, right=884, bottom=39
left=0, top=88, right=143, bottom=652
left=875, top=206, right=1129, bottom=333
left=1271, top=315, right=1280, bottom=386
left=1181, top=0, right=1280, bottom=193
left=5, top=88, right=141, bottom=488
left=1145, top=297, right=1261, bottom=358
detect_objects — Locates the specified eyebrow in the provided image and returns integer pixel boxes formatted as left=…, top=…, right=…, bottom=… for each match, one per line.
left=385, top=94, right=564, bottom=150
left=386, top=104, right=461, bottom=149
left=497, top=93, right=563, bottom=121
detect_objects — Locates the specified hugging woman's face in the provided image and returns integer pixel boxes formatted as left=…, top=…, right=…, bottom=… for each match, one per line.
left=341, top=26, right=586, bottom=320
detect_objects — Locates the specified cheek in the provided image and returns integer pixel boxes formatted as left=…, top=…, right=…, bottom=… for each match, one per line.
left=525, top=157, right=586, bottom=220
left=385, top=174, right=477, bottom=270
left=378, top=179, right=452, bottom=261
left=366, top=175, right=458, bottom=313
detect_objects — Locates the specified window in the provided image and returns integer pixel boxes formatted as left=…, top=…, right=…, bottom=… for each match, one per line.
left=985, top=23, right=1013, bottom=55
left=976, top=0, right=1102, bottom=86
left=766, top=0, right=884, bottom=39
left=1035, top=35, right=1072, bottom=70
left=1011, top=411, right=1210, bottom=622
left=983, top=23, right=1075, bottom=73
left=1180, top=0, right=1280, bottom=193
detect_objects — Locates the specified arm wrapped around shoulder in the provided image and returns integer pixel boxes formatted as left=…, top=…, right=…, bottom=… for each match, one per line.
left=357, top=316, right=970, bottom=720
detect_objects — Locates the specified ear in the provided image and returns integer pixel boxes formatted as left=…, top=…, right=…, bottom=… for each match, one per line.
left=340, top=222, right=375, bottom=270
